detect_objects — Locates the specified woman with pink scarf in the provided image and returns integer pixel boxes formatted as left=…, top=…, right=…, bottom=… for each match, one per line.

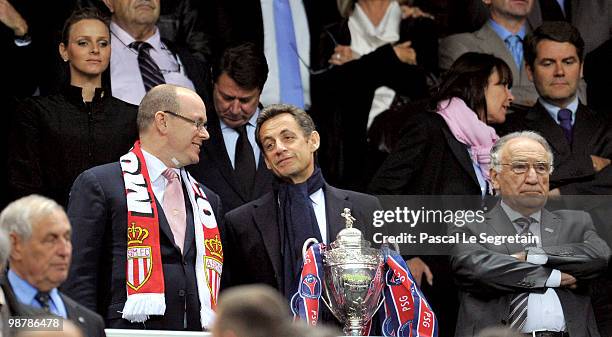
left=369, top=52, right=514, bottom=196
left=367, top=52, right=514, bottom=337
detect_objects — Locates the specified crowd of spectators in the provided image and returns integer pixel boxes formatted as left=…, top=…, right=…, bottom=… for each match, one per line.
left=1, top=0, right=611, bottom=336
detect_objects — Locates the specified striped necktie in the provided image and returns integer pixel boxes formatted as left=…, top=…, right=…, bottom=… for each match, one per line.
left=509, top=217, right=536, bottom=330
left=129, top=41, right=166, bottom=92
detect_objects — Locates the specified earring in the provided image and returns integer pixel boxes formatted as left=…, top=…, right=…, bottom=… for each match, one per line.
left=64, top=59, right=68, bottom=62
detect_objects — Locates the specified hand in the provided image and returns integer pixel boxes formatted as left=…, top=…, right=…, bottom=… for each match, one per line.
left=328, top=45, right=357, bottom=66
left=400, top=5, right=435, bottom=20
left=590, top=155, right=611, bottom=172
left=560, top=272, right=577, bottom=289
left=0, top=0, right=28, bottom=37
left=393, top=41, right=417, bottom=65
left=406, top=257, right=433, bottom=286
left=511, top=251, right=526, bottom=261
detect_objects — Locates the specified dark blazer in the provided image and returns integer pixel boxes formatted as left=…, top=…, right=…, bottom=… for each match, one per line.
left=450, top=205, right=610, bottom=337
left=584, top=38, right=612, bottom=114
left=499, top=102, right=612, bottom=194
left=63, top=162, right=223, bottom=331
left=61, top=294, right=107, bottom=337
left=187, top=113, right=274, bottom=213
left=220, top=183, right=381, bottom=291
left=1, top=277, right=106, bottom=337
left=368, top=110, right=482, bottom=196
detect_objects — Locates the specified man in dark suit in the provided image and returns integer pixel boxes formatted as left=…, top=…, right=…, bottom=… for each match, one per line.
left=63, top=85, right=223, bottom=330
left=0, top=195, right=106, bottom=337
left=221, top=104, right=381, bottom=301
left=101, top=0, right=211, bottom=107
left=188, top=43, right=274, bottom=213
left=450, top=131, right=610, bottom=336
left=501, top=21, right=612, bottom=195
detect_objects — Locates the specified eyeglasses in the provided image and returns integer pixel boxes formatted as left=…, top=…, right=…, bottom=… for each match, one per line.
left=291, top=30, right=338, bottom=75
left=501, top=161, right=552, bottom=175
left=164, top=111, right=207, bottom=132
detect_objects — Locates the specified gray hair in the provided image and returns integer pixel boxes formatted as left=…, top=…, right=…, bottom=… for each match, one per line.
left=255, top=103, right=316, bottom=149
left=137, top=84, right=181, bottom=133
left=0, top=231, right=9, bottom=270
left=490, top=131, right=554, bottom=172
left=0, top=195, right=63, bottom=241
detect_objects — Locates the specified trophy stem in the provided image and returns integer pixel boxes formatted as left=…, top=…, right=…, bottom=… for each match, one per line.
left=344, top=318, right=365, bottom=336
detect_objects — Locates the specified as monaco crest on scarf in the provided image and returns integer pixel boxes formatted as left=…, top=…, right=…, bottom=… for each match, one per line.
left=204, top=235, right=223, bottom=305
left=126, top=223, right=153, bottom=291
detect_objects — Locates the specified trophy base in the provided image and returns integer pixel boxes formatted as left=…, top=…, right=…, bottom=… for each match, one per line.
left=344, top=318, right=368, bottom=336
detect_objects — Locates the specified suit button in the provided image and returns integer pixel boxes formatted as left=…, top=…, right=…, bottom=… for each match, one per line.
left=183, top=259, right=187, bottom=265
left=501, top=319, right=507, bottom=325
left=178, top=290, right=186, bottom=297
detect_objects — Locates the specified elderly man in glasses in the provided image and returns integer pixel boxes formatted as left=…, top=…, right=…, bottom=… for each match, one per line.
left=64, top=84, right=224, bottom=331
left=450, top=131, right=610, bottom=337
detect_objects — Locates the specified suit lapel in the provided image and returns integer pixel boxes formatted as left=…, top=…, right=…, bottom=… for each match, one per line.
left=441, top=126, right=480, bottom=188
left=571, top=104, right=597, bottom=153
left=252, top=193, right=283, bottom=283
left=487, top=206, right=525, bottom=253
left=207, top=118, right=250, bottom=201
left=539, top=208, right=560, bottom=247
left=526, top=103, right=571, bottom=154
left=324, top=184, right=352, bottom=242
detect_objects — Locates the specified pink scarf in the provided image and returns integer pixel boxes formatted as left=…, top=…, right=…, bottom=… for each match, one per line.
left=436, top=98, right=499, bottom=182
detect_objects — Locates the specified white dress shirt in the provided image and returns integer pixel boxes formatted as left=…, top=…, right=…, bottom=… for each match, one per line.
left=500, top=202, right=566, bottom=332
left=109, top=22, right=195, bottom=105
left=141, top=149, right=181, bottom=203
left=260, top=0, right=311, bottom=108
left=310, top=188, right=327, bottom=244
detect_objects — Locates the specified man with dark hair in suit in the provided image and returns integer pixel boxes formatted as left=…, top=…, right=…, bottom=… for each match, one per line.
left=64, top=84, right=223, bottom=331
left=451, top=131, right=609, bottom=337
left=0, top=195, right=106, bottom=337
left=502, top=21, right=612, bottom=196
left=221, top=104, right=381, bottom=304
left=188, top=42, right=274, bottom=213
left=101, top=0, right=211, bottom=106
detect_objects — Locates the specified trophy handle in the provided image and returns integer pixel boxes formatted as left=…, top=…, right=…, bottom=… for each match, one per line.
left=301, top=238, right=320, bottom=261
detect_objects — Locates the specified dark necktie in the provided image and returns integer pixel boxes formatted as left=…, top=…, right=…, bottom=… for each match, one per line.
left=509, top=217, right=536, bottom=330
left=557, top=108, right=573, bottom=144
left=234, top=125, right=256, bottom=197
left=35, top=291, right=51, bottom=313
left=129, top=41, right=166, bottom=92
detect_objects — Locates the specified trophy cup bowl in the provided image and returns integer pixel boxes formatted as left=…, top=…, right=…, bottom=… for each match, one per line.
left=321, top=223, right=385, bottom=336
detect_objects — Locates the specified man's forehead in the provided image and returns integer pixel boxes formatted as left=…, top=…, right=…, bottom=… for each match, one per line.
left=503, top=138, right=548, bottom=159
left=536, top=40, right=579, bottom=59
left=32, top=210, right=71, bottom=234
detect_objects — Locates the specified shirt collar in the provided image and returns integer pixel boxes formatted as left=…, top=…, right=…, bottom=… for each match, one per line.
left=488, top=19, right=526, bottom=41
left=539, top=96, right=579, bottom=122
left=500, top=201, right=542, bottom=224
left=141, top=148, right=174, bottom=182
left=7, top=269, right=62, bottom=308
left=219, top=108, right=260, bottom=131
left=110, top=21, right=162, bottom=51
left=309, top=188, right=324, bottom=206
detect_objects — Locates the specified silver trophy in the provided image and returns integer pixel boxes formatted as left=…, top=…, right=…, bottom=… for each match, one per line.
left=306, top=208, right=385, bottom=336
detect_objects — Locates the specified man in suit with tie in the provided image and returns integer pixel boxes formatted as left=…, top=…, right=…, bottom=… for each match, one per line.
left=221, top=104, right=381, bottom=303
left=439, top=0, right=538, bottom=109
left=450, top=131, right=610, bottom=336
left=500, top=21, right=612, bottom=196
left=101, top=0, right=210, bottom=106
left=188, top=43, right=274, bottom=213
left=0, top=195, right=106, bottom=337
left=63, top=84, right=223, bottom=330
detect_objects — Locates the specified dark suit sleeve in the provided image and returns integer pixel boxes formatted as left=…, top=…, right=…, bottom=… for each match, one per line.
left=367, top=113, right=430, bottom=194
left=8, top=99, right=43, bottom=199
left=219, top=212, right=240, bottom=290
left=540, top=211, right=610, bottom=279
left=64, top=170, right=109, bottom=312
left=449, top=223, right=552, bottom=296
